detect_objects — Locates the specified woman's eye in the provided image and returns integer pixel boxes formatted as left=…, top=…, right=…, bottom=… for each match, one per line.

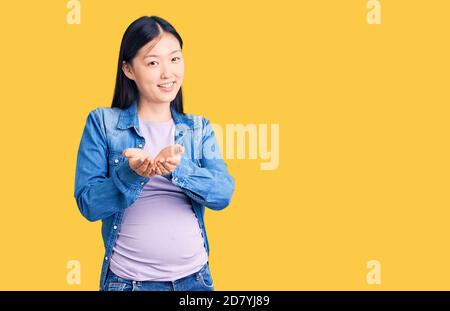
left=148, top=57, right=181, bottom=66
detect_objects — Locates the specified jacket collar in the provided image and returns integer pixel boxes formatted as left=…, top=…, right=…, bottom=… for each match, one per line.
left=117, top=99, right=194, bottom=130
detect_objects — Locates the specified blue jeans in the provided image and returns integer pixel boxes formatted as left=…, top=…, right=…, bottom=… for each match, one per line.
left=103, top=262, right=215, bottom=291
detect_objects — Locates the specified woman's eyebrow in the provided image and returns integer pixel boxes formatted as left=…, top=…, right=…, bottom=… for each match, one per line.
left=144, top=49, right=181, bottom=58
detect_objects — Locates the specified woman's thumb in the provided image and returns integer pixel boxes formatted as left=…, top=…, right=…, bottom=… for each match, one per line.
left=123, top=148, right=139, bottom=158
left=174, top=144, right=184, bottom=155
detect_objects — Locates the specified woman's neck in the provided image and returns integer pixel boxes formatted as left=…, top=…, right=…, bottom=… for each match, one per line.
left=137, top=100, right=172, bottom=122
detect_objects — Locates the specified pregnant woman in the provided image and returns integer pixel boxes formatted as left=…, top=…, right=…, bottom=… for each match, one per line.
left=74, top=15, right=235, bottom=291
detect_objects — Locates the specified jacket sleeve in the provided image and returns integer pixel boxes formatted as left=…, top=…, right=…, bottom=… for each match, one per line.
left=74, top=108, right=150, bottom=222
left=171, top=117, right=235, bottom=210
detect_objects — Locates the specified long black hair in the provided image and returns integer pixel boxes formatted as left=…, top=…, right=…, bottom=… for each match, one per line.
left=111, top=16, right=184, bottom=114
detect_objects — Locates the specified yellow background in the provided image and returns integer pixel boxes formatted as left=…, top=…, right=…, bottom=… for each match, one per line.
left=0, top=0, right=449, bottom=290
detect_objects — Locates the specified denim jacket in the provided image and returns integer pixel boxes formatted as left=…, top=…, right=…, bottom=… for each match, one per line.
left=73, top=100, right=235, bottom=290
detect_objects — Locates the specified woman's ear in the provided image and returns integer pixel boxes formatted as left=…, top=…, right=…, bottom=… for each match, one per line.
left=122, top=61, right=135, bottom=81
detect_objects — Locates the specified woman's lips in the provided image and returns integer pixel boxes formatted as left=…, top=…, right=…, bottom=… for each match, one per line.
left=158, top=81, right=176, bottom=92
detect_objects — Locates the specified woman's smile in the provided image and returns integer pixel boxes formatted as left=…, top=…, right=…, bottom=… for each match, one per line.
left=157, top=81, right=177, bottom=92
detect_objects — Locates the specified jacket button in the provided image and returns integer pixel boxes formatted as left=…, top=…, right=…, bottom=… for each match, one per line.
left=105, top=256, right=108, bottom=261
left=113, top=225, right=117, bottom=230
left=138, top=144, right=143, bottom=148
left=114, top=159, right=119, bottom=163
left=140, top=181, right=145, bottom=186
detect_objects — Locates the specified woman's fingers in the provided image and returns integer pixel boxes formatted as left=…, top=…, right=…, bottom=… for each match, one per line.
left=165, top=156, right=180, bottom=165
left=148, top=166, right=158, bottom=177
left=165, top=157, right=174, bottom=163
left=150, top=152, right=181, bottom=175
left=143, top=158, right=155, bottom=176
left=123, top=148, right=143, bottom=158
left=154, top=156, right=162, bottom=163
left=174, top=144, right=184, bottom=155
left=161, top=161, right=176, bottom=172
left=157, top=161, right=169, bottom=175
left=154, top=162, right=163, bottom=175
left=129, top=157, right=143, bottom=170
left=135, top=157, right=151, bottom=174
left=125, top=148, right=154, bottom=175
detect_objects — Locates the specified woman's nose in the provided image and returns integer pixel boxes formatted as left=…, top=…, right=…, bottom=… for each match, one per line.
left=160, top=62, right=175, bottom=79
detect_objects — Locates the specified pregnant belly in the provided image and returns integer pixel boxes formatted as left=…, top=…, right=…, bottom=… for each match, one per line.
left=112, top=196, right=205, bottom=264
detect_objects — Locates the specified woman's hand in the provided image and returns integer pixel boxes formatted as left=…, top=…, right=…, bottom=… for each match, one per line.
left=154, top=144, right=184, bottom=176
left=123, top=144, right=184, bottom=177
left=122, top=148, right=157, bottom=177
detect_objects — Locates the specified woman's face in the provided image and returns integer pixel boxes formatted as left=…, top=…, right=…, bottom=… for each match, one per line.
left=122, top=32, right=184, bottom=105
